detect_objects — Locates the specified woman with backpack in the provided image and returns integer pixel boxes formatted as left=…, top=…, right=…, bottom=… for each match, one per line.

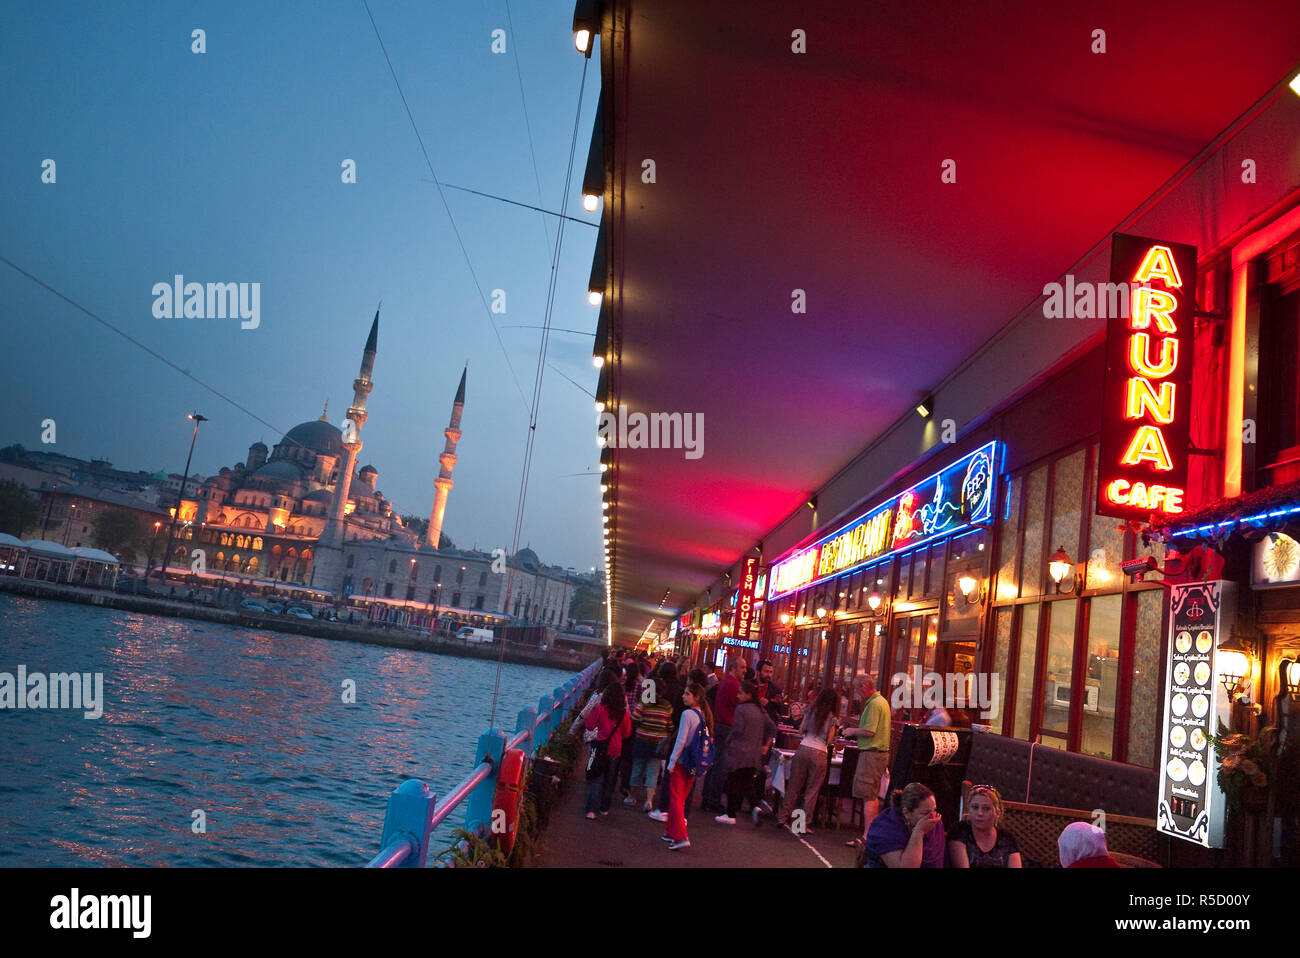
left=663, top=681, right=714, bottom=851
left=584, top=682, right=632, bottom=820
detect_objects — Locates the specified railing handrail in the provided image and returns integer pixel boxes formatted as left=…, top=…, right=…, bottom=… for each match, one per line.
left=366, top=656, right=602, bottom=867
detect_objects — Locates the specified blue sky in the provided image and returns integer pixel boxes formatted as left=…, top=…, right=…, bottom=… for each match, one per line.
left=1, top=1, right=604, bottom=571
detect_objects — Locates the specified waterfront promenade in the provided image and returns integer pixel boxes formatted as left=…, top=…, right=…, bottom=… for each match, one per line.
left=534, top=762, right=858, bottom=868
left=0, top=578, right=590, bottom=672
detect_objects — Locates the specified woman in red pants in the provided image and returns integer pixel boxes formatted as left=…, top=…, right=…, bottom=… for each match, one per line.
left=664, top=682, right=713, bottom=851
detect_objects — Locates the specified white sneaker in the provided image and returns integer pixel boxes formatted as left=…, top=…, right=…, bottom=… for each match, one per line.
left=648, top=809, right=667, bottom=822
left=715, top=814, right=736, bottom=825
left=668, top=839, right=691, bottom=851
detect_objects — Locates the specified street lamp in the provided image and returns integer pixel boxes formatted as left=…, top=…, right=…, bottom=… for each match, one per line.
left=147, top=521, right=162, bottom=575
left=62, top=503, right=78, bottom=546
left=157, top=412, right=207, bottom=588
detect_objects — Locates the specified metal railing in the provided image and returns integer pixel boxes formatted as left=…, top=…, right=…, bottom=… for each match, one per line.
left=365, top=657, right=602, bottom=867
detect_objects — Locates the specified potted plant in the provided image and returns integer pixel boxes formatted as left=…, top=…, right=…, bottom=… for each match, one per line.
left=1210, top=723, right=1277, bottom=813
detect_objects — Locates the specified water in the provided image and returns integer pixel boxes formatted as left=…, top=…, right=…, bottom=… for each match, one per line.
left=0, top=595, right=578, bottom=866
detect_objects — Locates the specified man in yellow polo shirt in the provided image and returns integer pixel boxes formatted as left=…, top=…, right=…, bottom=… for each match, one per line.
left=842, top=673, right=890, bottom=847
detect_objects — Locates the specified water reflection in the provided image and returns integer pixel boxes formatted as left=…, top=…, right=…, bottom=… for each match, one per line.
left=0, top=595, right=574, bottom=866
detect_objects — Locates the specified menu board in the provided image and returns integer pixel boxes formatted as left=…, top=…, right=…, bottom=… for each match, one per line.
left=1156, top=581, right=1233, bottom=848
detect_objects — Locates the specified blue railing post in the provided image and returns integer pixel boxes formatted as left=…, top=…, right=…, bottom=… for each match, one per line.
left=376, top=779, right=437, bottom=867
left=536, top=694, right=554, bottom=747
left=516, top=707, right=536, bottom=756
left=465, top=727, right=507, bottom=837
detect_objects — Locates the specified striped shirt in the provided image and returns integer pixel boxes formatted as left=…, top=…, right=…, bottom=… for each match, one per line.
left=633, top=699, right=673, bottom=743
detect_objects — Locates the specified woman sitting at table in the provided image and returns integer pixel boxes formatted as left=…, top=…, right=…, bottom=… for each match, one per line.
left=947, top=785, right=1021, bottom=868
left=776, top=689, right=839, bottom=834
left=864, top=782, right=945, bottom=868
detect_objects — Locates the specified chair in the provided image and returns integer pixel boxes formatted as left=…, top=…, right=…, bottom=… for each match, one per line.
left=820, top=746, right=861, bottom=830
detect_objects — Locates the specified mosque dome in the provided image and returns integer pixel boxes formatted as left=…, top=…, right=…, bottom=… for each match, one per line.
left=516, top=547, right=540, bottom=573
left=253, top=460, right=305, bottom=480
left=304, top=489, right=334, bottom=503
left=283, top=419, right=345, bottom=458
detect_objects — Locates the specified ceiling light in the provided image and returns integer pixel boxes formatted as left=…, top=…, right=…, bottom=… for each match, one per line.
left=588, top=290, right=602, bottom=307
left=593, top=355, right=604, bottom=369
left=582, top=194, right=599, bottom=212
left=1291, top=72, right=1300, bottom=97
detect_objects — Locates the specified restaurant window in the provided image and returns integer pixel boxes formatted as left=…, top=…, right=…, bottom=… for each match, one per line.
left=1049, top=449, right=1086, bottom=580
left=1039, top=598, right=1078, bottom=747
left=1082, top=594, right=1122, bottom=759
left=924, top=541, right=945, bottom=599
left=1012, top=605, right=1040, bottom=740
left=1258, top=285, right=1300, bottom=471
left=1020, top=465, right=1049, bottom=597
left=1085, top=443, right=1125, bottom=590
left=1126, top=590, right=1164, bottom=768
left=894, top=552, right=913, bottom=603
left=988, top=607, right=1013, bottom=730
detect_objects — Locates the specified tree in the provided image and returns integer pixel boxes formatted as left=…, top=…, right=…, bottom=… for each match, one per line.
left=0, top=480, right=40, bottom=537
left=569, top=583, right=604, bottom=621
left=401, top=514, right=428, bottom=539
left=92, top=509, right=146, bottom=560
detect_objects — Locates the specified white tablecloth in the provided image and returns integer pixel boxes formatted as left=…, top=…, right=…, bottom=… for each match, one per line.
left=768, top=748, right=842, bottom=795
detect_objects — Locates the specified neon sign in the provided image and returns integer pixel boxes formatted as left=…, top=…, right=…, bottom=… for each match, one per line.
left=735, top=556, right=758, bottom=641
left=767, top=441, right=1002, bottom=601
left=1098, top=234, right=1196, bottom=520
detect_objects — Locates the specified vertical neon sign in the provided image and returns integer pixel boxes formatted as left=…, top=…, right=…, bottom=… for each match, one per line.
left=1098, top=234, right=1197, bottom=521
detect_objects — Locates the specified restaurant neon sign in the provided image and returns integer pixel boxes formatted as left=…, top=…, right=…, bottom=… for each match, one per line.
left=1098, top=234, right=1197, bottom=520
left=766, top=441, right=1002, bottom=601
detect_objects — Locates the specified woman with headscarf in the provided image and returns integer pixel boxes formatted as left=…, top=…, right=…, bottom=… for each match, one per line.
left=1057, top=821, right=1121, bottom=868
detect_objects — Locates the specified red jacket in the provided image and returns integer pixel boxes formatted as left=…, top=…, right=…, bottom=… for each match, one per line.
left=585, top=704, right=633, bottom=758
left=1068, top=855, right=1122, bottom=868
left=715, top=675, right=741, bottom=726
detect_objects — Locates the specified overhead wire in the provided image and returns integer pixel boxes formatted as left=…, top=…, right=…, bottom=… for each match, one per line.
left=362, top=0, right=530, bottom=415
left=489, top=55, right=591, bottom=729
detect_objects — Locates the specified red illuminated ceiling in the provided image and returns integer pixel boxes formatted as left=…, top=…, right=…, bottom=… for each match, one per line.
left=602, top=0, right=1300, bottom=643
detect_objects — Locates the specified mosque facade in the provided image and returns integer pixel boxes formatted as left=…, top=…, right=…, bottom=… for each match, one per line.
left=168, top=310, right=576, bottom=625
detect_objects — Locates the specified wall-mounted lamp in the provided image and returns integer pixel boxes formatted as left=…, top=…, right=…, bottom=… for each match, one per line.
left=1217, top=631, right=1255, bottom=703
left=806, top=495, right=817, bottom=511
left=955, top=574, right=986, bottom=608
left=779, top=613, right=790, bottom=625
left=866, top=591, right=885, bottom=616
left=1280, top=657, right=1300, bottom=701
left=1048, top=546, right=1081, bottom=594
left=916, top=395, right=933, bottom=419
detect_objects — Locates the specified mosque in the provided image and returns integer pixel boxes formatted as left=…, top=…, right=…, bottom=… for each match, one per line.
left=169, top=310, right=576, bottom=627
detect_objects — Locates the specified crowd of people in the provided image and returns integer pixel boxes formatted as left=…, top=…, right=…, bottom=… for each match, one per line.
left=573, top=648, right=1122, bottom=867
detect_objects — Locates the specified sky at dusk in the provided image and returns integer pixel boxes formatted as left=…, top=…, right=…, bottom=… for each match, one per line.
left=0, top=1, right=603, bottom=572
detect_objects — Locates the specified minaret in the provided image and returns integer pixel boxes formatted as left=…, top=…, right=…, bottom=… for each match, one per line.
left=427, top=365, right=466, bottom=550
left=311, top=308, right=378, bottom=591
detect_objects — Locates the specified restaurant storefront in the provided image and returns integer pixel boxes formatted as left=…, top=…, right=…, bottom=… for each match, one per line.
left=746, top=199, right=1300, bottom=824
left=762, top=442, right=1001, bottom=718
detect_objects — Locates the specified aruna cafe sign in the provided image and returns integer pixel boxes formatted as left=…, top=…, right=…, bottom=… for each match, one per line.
left=1098, top=233, right=1197, bottom=521
left=766, top=441, right=1001, bottom=602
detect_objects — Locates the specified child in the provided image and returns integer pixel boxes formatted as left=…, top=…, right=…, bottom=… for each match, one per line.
left=715, top=681, right=776, bottom=825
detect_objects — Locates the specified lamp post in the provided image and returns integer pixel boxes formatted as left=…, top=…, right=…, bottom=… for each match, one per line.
left=147, top=520, right=162, bottom=575
left=157, top=412, right=207, bottom=588
left=40, top=483, right=62, bottom=538
left=62, top=502, right=78, bottom=546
